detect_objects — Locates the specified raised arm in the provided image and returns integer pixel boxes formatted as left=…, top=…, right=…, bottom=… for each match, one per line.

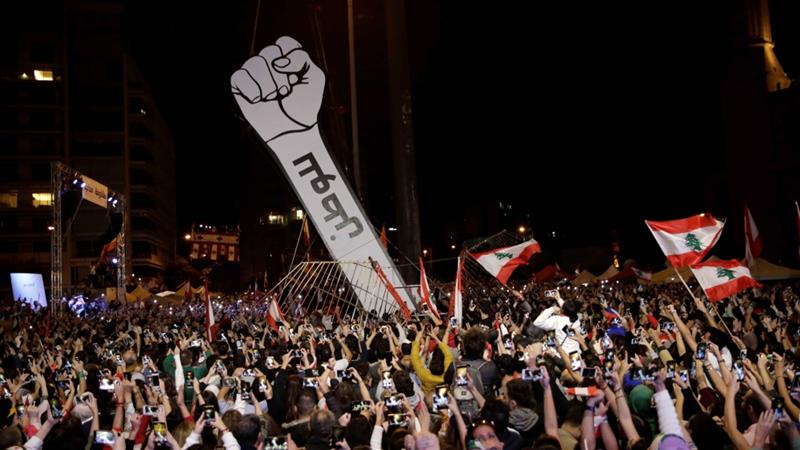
left=774, top=354, right=800, bottom=421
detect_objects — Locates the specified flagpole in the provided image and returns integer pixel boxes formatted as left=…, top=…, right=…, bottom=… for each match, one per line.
left=672, top=267, right=733, bottom=336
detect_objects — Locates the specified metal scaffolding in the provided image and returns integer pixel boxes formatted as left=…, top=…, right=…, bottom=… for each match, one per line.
left=269, top=260, right=413, bottom=322
left=51, top=161, right=127, bottom=307
left=50, top=162, right=63, bottom=308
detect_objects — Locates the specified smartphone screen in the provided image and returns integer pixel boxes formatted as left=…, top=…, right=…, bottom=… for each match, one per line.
left=545, top=331, right=557, bottom=347
left=569, top=352, right=582, bottom=371
left=95, top=431, right=116, bottom=445
left=385, top=394, right=403, bottom=413
left=733, top=361, right=745, bottom=381
left=153, top=422, right=167, bottom=442
left=50, top=396, right=64, bottom=419
left=350, top=400, right=370, bottom=412
left=333, top=426, right=345, bottom=443
left=203, top=405, right=215, bottom=423
left=772, top=397, right=784, bottom=419
left=382, top=371, right=394, bottom=389
left=433, top=384, right=449, bottom=410
left=666, top=361, right=676, bottom=379
left=455, top=366, right=468, bottom=386
left=696, top=343, right=707, bottom=360
left=389, top=413, right=407, bottom=426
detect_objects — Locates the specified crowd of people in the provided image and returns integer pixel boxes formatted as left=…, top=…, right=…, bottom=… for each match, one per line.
left=0, top=275, right=799, bottom=450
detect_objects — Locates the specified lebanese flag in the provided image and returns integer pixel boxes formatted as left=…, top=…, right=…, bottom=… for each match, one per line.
left=744, top=205, right=762, bottom=267
left=419, top=257, right=440, bottom=320
left=645, top=214, right=724, bottom=267
left=795, top=202, right=800, bottom=256
left=449, top=257, right=463, bottom=326
left=380, top=225, right=388, bottom=249
left=566, top=386, right=599, bottom=397
left=99, top=238, right=117, bottom=263
left=469, top=239, right=541, bottom=285
left=632, top=267, right=652, bottom=281
left=204, top=281, right=219, bottom=341
left=266, top=297, right=286, bottom=331
left=372, top=262, right=412, bottom=321
left=689, top=260, right=761, bottom=303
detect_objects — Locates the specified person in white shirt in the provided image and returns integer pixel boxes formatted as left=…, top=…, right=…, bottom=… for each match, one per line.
left=532, top=294, right=581, bottom=355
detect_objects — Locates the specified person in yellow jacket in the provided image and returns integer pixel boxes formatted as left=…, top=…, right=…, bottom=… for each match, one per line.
left=411, top=326, right=453, bottom=396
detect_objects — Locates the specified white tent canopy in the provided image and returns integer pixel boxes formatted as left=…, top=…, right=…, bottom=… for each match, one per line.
left=594, top=265, right=618, bottom=281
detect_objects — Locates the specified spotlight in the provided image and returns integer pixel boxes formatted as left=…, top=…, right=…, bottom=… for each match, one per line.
left=72, top=179, right=79, bottom=185
left=80, top=181, right=86, bottom=188
left=108, top=195, right=114, bottom=202
left=111, top=257, right=119, bottom=264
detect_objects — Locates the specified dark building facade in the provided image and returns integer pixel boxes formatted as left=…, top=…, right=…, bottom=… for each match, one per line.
left=0, top=1, right=176, bottom=296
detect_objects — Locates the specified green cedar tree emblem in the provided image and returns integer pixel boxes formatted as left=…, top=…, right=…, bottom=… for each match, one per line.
left=685, top=233, right=703, bottom=252
left=716, top=267, right=735, bottom=280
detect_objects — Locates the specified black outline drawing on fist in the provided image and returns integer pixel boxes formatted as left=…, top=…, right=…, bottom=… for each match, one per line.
left=231, top=36, right=325, bottom=143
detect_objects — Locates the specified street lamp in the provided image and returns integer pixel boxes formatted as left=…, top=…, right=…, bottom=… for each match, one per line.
left=518, top=225, right=526, bottom=234
left=184, top=234, right=191, bottom=240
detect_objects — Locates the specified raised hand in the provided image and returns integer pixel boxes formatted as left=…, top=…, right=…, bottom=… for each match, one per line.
left=231, top=37, right=326, bottom=143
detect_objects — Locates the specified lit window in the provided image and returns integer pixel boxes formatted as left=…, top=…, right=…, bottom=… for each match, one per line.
left=33, top=70, right=53, bottom=81
left=267, top=213, right=286, bottom=225
left=0, top=192, right=18, bottom=208
left=32, top=193, right=53, bottom=207
left=295, top=209, right=304, bottom=220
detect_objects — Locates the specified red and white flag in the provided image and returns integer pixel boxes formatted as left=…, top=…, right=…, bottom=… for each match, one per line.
left=795, top=201, right=800, bottom=256
left=565, top=386, right=600, bottom=397
left=204, top=281, right=218, bottom=341
left=631, top=267, right=652, bottom=281
left=449, top=257, right=463, bottom=326
left=419, top=257, right=440, bottom=320
left=469, top=239, right=541, bottom=285
left=689, top=260, right=761, bottom=302
left=372, top=261, right=413, bottom=321
left=744, top=205, right=762, bottom=267
left=645, top=214, right=724, bottom=267
left=266, top=297, right=286, bottom=331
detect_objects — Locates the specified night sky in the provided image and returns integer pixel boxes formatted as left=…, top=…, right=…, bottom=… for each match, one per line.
left=126, top=0, right=800, bottom=270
